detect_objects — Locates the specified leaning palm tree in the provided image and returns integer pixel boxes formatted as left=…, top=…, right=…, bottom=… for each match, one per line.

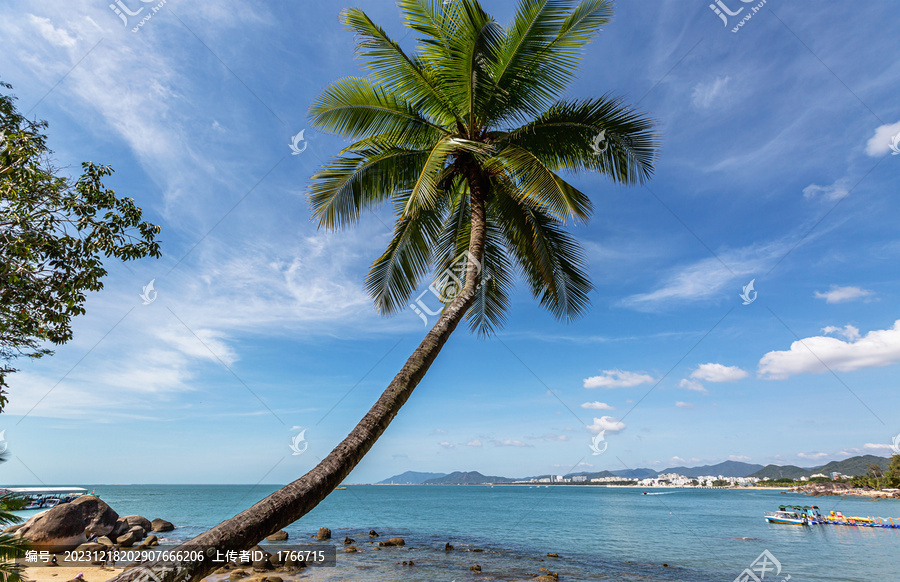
left=110, top=1, right=655, bottom=580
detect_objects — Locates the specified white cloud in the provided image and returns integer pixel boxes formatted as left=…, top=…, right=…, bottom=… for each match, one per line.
left=729, top=455, right=751, bottom=462
left=620, top=240, right=790, bottom=309
left=691, top=76, right=731, bottom=109
left=758, top=320, right=900, bottom=379
left=675, top=401, right=693, bottom=408
left=580, top=401, right=615, bottom=410
left=822, top=325, right=861, bottom=341
left=465, top=439, right=482, bottom=447
left=797, top=452, right=829, bottom=460
left=690, top=363, right=748, bottom=383
left=865, top=120, right=900, bottom=156
left=814, top=285, right=875, bottom=304
left=802, top=179, right=850, bottom=202
left=583, top=369, right=655, bottom=389
left=863, top=443, right=894, bottom=451
left=678, top=378, right=708, bottom=394
left=27, top=14, right=78, bottom=47
left=528, top=433, right=570, bottom=442
left=439, top=442, right=455, bottom=449
left=586, top=416, right=626, bottom=435
left=491, top=439, right=531, bottom=448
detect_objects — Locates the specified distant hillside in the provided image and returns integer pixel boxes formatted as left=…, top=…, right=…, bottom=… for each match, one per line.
left=377, top=471, right=446, bottom=485
left=749, top=455, right=890, bottom=479
left=423, top=471, right=514, bottom=485
left=609, top=468, right=658, bottom=479
left=662, top=461, right=765, bottom=478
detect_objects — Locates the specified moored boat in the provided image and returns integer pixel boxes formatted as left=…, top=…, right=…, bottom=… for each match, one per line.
left=764, top=509, right=808, bottom=525
left=0, top=487, right=92, bottom=509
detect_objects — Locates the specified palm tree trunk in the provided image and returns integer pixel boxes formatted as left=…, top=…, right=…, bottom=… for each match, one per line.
left=108, top=177, right=490, bottom=582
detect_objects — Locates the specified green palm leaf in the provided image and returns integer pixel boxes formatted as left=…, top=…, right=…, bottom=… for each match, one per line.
left=309, top=0, right=656, bottom=327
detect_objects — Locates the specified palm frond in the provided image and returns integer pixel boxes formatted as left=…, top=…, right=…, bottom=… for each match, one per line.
left=485, top=144, right=592, bottom=224
left=366, top=201, right=447, bottom=315
left=308, top=76, right=450, bottom=142
left=496, top=95, right=658, bottom=184
left=487, top=0, right=613, bottom=122
left=308, top=147, right=429, bottom=230
left=491, top=178, right=592, bottom=321
left=340, top=8, right=462, bottom=125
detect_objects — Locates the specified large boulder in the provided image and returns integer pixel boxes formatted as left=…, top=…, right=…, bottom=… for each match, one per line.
left=116, top=530, right=140, bottom=547
left=150, top=518, right=174, bottom=532
left=119, top=515, right=152, bottom=532
left=315, top=527, right=331, bottom=540
left=265, top=530, right=288, bottom=541
left=17, top=496, right=118, bottom=552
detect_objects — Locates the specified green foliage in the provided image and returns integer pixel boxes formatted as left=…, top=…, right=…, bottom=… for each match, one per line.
left=0, top=494, right=28, bottom=582
left=0, top=82, right=161, bottom=411
left=308, top=0, right=657, bottom=335
left=885, top=455, right=900, bottom=488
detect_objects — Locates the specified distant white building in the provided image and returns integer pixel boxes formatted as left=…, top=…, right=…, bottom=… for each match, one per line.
left=572, top=475, right=587, bottom=482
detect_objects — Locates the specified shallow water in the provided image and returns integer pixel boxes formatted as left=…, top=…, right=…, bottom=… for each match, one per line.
left=12, top=485, right=900, bottom=581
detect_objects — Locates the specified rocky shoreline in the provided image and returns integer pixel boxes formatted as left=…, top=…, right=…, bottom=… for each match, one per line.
left=5, top=496, right=175, bottom=553
left=790, top=482, right=900, bottom=499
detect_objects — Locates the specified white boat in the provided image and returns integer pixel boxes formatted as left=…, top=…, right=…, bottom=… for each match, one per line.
left=764, top=509, right=808, bottom=525
left=1, top=487, right=91, bottom=509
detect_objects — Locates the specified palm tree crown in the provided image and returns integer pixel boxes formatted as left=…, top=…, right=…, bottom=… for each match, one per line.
left=308, top=0, right=656, bottom=335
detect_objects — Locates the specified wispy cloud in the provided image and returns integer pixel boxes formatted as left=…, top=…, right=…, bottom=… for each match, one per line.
left=691, top=75, right=731, bottom=109
left=678, top=379, right=708, bottom=394
left=619, top=240, right=789, bottom=309
left=580, top=401, right=615, bottom=410
left=814, top=285, right=875, bottom=304
left=583, top=370, right=655, bottom=389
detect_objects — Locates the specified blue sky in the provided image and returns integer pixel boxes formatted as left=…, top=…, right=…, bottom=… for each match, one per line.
left=1, top=1, right=899, bottom=485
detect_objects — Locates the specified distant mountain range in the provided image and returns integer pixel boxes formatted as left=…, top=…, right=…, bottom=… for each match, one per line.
left=748, top=455, right=890, bottom=480
left=375, top=455, right=891, bottom=485
left=375, top=471, right=447, bottom=485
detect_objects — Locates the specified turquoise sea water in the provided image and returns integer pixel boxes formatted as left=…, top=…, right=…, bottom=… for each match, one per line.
left=11, top=485, right=900, bottom=581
